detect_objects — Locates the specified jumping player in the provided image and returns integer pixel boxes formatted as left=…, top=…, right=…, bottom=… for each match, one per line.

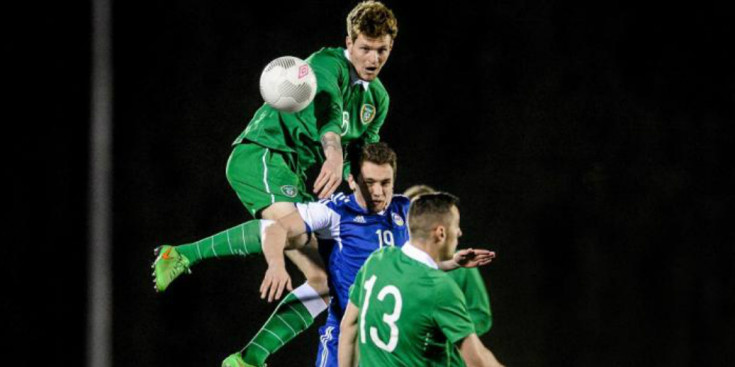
left=247, top=145, right=494, bottom=367
left=154, top=143, right=494, bottom=366
left=154, top=2, right=398, bottom=365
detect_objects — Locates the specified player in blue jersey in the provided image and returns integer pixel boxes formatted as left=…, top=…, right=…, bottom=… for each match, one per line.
left=153, top=142, right=493, bottom=367
left=255, top=143, right=495, bottom=367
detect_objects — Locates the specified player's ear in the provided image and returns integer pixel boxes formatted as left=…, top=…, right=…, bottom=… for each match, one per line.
left=345, top=35, right=353, bottom=49
left=433, top=225, right=446, bottom=243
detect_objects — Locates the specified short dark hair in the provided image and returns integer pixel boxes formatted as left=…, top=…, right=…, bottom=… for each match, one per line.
left=347, top=141, right=397, bottom=179
left=408, top=192, right=459, bottom=239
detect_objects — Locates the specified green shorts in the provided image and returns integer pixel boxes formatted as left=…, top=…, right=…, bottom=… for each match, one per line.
left=226, top=142, right=313, bottom=218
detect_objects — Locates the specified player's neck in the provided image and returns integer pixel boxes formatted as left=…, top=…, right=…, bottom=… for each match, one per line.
left=353, top=192, right=368, bottom=210
left=407, top=240, right=441, bottom=265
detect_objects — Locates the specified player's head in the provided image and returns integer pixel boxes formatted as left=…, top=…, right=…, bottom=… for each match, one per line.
left=403, top=184, right=436, bottom=201
left=347, top=142, right=397, bottom=213
left=345, top=1, right=397, bottom=81
left=408, top=193, right=462, bottom=260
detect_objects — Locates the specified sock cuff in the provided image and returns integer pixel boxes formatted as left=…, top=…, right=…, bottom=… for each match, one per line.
left=292, top=283, right=328, bottom=318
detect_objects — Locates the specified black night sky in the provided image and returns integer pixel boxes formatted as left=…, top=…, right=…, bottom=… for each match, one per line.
left=9, top=1, right=733, bottom=366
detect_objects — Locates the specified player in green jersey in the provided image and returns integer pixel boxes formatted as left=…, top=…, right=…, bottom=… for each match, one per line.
left=404, top=185, right=494, bottom=366
left=339, top=193, right=504, bottom=367
left=404, top=184, right=494, bottom=334
left=227, top=0, right=397, bottom=305
left=153, top=3, right=397, bottom=367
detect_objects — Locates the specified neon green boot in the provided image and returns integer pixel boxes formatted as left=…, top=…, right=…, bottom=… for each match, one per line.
left=222, top=353, right=263, bottom=367
left=152, top=245, right=191, bottom=292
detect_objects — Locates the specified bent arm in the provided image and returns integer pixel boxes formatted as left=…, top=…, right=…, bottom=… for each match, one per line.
left=259, top=211, right=310, bottom=302
left=459, top=333, right=504, bottom=367
left=338, top=301, right=360, bottom=367
left=314, top=132, right=344, bottom=198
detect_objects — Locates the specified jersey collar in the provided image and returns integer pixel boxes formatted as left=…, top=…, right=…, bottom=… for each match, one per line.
left=343, top=49, right=370, bottom=91
left=401, top=243, right=439, bottom=269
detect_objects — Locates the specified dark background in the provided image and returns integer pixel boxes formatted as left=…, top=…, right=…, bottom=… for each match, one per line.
left=9, top=0, right=733, bottom=366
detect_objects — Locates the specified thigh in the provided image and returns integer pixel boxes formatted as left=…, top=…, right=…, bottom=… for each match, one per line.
left=226, top=143, right=310, bottom=218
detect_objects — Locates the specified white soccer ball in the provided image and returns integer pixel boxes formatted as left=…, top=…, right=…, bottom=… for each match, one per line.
left=259, top=56, right=317, bottom=113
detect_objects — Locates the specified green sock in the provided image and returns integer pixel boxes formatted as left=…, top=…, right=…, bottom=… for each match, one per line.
left=241, top=284, right=327, bottom=366
left=175, top=220, right=263, bottom=266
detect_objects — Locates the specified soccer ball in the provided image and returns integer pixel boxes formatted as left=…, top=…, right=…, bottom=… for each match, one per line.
left=259, top=56, right=317, bottom=113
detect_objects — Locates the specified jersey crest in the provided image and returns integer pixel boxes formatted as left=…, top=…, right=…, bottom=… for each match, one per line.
left=361, top=104, right=376, bottom=124
left=280, top=185, right=298, bottom=198
left=392, top=212, right=405, bottom=226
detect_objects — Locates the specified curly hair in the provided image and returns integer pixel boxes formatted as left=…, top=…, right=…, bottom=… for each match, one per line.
left=346, top=1, right=398, bottom=42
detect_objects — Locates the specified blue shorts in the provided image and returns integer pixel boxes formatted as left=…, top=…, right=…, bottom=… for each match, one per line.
left=315, top=323, right=340, bottom=367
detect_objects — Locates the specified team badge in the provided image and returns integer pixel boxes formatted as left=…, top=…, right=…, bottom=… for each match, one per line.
left=281, top=185, right=298, bottom=198
left=360, top=104, right=376, bottom=124
left=392, top=213, right=405, bottom=226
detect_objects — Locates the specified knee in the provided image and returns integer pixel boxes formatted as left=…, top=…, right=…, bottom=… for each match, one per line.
left=303, top=269, right=329, bottom=293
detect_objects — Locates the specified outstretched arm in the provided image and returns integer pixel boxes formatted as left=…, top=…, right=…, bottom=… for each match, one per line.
left=439, top=248, right=496, bottom=272
left=260, top=211, right=310, bottom=302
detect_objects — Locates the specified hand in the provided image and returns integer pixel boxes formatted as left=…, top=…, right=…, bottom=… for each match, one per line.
left=453, top=248, right=496, bottom=268
left=313, top=158, right=343, bottom=199
left=260, top=264, right=293, bottom=302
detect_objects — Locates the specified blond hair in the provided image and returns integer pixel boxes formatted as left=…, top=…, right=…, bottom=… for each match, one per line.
left=403, top=185, right=436, bottom=201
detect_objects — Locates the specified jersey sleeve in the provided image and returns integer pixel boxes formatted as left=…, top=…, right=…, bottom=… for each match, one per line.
left=362, top=94, right=389, bottom=143
left=295, top=201, right=339, bottom=237
left=456, top=268, right=493, bottom=335
left=433, top=278, right=476, bottom=345
left=349, top=262, right=367, bottom=306
left=308, top=51, right=344, bottom=138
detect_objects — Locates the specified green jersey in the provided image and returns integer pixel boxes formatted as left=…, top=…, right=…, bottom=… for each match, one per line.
left=234, top=47, right=389, bottom=175
left=446, top=267, right=493, bottom=366
left=349, top=245, right=476, bottom=366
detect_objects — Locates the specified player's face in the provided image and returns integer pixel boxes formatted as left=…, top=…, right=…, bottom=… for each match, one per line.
left=440, top=206, right=463, bottom=260
left=346, top=33, right=393, bottom=81
left=350, top=161, right=395, bottom=213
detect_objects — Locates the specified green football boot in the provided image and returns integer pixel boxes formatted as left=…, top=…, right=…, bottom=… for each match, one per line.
left=152, top=245, right=191, bottom=292
left=222, top=353, right=262, bottom=367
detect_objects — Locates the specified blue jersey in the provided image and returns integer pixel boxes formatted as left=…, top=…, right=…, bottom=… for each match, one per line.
left=296, top=192, right=411, bottom=320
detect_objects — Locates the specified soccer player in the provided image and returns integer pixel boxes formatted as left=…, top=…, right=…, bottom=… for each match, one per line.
left=154, top=1, right=398, bottom=364
left=339, top=193, right=504, bottom=367
left=254, top=145, right=495, bottom=367
left=228, top=0, right=397, bottom=326
left=404, top=185, right=495, bottom=366
left=222, top=143, right=494, bottom=367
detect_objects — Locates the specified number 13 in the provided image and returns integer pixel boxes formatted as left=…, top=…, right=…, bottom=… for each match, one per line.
left=360, top=275, right=403, bottom=352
